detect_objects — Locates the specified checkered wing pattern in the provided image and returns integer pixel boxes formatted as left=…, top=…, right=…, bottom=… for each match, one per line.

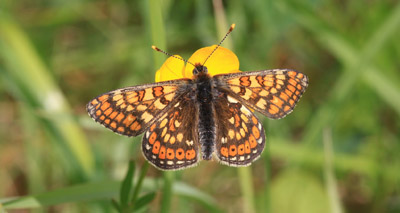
left=214, top=94, right=265, bottom=166
left=86, top=79, right=190, bottom=136
left=141, top=94, right=200, bottom=170
left=215, top=69, right=308, bottom=119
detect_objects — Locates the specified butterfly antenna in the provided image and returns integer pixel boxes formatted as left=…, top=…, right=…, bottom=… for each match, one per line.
left=202, top=23, right=236, bottom=66
left=151, top=46, right=197, bottom=69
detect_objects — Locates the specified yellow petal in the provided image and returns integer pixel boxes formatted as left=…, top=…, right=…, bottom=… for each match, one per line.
left=183, top=45, right=240, bottom=78
left=155, top=55, right=185, bottom=82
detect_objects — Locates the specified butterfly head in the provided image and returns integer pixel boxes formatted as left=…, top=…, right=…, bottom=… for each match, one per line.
left=193, top=63, right=208, bottom=75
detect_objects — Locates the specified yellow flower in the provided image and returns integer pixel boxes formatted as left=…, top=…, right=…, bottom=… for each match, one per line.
left=155, top=45, right=241, bottom=82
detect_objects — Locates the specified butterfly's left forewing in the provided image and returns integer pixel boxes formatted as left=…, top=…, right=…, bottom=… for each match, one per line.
left=86, top=79, right=190, bottom=136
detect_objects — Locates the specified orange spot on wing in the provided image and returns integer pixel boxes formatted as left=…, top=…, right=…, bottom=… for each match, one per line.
left=169, top=118, right=176, bottom=132
left=249, top=135, right=257, bottom=148
left=96, top=110, right=101, bottom=116
left=280, top=92, right=290, bottom=102
left=288, top=71, right=297, bottom=78
left=176, top=148, right=185, bottom=160
left=251, top=116, right=258, bottom=124
left=288, top=79, right=297, bottom=86
left=104, top=119, right=110, bottom=124
left=158, top=146, right=166, bottom=159
left=134, top=123, right=141, bottom=131
left=256, top=75, right=264, bottom=85
left=166, top=148, right=175, bottom=160
left=238, top=144, right=245, bottom=155
left=285, top=89, right=293, bottom=97
left=284, top=105, right=291, bottom=112
left=271, top=96, right=284, bottom=108
left=149, top=132, right=157, bottom=144
left=268, top=104, right=279, bottom=115
left=110, top=122, right=117, bottom=129
left=115, top=113, right=125, bottom=122
left=186, top=149, right=196, bottom=160
left=229, top=145, right=237, bottom=156
left=221, top=147, right=229, bottom=157
left=98, top=95, right=109, bottom=102
left=153, top=86, right=164, bottom=97
left=123, top=114, right=135, bottom=126
left=287, top=85, right=296, bottom=93
left=117, top=126, right=125, bottom=132
left=109, top=111, right=118, bottom=119
left=234, top=114, right=241, bottom=127
left=130, top=121, right=141, bottom=131
left=104, top=108, right=113, bottom=116
left=152, top=141, right=160, bottom=154
left=240, top=76, right=251, bottom=87
left=297, top=73, right=304, bottom=78
left=252, top=126, right=260, bottom=139
left=150, top=123, right=157, bottom=131
left=244, top=141, right=251, bottom=153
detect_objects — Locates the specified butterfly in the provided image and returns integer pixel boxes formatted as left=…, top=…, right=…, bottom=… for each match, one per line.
left=86, top=26, right=308, bottom=171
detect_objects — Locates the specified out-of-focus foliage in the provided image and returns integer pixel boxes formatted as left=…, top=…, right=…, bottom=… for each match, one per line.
left=1, top=0, right=399, bottom=212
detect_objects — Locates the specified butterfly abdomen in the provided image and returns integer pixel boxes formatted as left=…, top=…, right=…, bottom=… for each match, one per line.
left=195, top=73, right=216, bottom=160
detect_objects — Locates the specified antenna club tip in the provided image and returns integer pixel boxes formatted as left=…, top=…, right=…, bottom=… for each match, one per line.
left=230, top=23, right=236, bottom=31
left=151, top=45, right=158, bottom=50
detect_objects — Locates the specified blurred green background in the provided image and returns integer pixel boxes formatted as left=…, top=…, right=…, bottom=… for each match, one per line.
left=1, top=0, right=400, bottom=212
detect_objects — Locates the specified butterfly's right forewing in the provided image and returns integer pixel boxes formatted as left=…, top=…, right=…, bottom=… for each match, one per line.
left=214, top=69, right=308, bottom=119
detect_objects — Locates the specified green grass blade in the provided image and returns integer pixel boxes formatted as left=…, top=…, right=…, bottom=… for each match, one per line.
left=120, top=161, right=136, bottom=207
left=0, top=12, right=94, bottom=178
left=1, top=178, right=218, bottom=211
left=323, top=128, right=343, bottom=213
left=2, top=180, right=120, bottom=209
left=131, top=162, right=150, bottom=206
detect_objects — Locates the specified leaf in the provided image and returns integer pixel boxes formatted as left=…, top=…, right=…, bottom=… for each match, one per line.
left=2, top=180, right=119, bottom=209
left=120, top=161, right=136, bottom=207
left=134, top=192, right=156, bottom=211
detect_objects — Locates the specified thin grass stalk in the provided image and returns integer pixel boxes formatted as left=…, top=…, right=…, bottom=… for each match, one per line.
left=323, top=128, right=343, bottom=213
left=146, top=0, right=174, bottom=212
left=212, top=1, right=256, bottom=212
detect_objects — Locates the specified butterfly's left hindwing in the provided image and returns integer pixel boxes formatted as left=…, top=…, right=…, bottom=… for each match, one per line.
left=141, top=93, right=200, bottom=170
